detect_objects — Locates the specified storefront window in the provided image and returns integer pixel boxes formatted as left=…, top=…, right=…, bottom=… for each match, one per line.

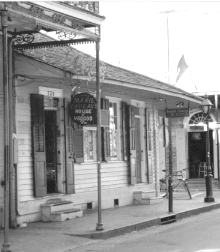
left=83, top=127, right=97, bottom=161
left=109, top=102, right=118, bottom=158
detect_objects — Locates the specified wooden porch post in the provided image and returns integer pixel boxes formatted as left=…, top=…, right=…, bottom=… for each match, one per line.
left=1, top=9, right=11, bottom=252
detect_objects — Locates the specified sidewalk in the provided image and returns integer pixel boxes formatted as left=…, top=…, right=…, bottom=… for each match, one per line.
left=1, top=190, right=220, bottom=252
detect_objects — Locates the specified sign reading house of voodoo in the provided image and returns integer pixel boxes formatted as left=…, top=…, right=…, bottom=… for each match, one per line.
left=69, top=93, right=97, bottom=125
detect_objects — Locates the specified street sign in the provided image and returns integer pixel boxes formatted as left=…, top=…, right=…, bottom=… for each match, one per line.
left=166, top=108, right=189, bottom=118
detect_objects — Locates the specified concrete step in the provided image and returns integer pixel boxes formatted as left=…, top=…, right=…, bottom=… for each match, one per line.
left=133, top=190, right=163, bottom=205
left=50, top=208, right=83, bottom=222
left=41, top=200, right=83, bottom=222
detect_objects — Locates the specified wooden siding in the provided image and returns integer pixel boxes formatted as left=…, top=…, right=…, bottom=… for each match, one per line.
left=16, top=87, right=35, bottom=202
left=74, top=161, right=128, bottom=193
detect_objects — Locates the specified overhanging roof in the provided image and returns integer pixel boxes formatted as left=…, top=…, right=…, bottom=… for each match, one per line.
left=14, top=33, right=202, bottom=110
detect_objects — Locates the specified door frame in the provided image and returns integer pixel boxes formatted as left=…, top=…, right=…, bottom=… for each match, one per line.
left=183, top=109, right=217, bottom=178
left=131, top=100, right=146, bottom=183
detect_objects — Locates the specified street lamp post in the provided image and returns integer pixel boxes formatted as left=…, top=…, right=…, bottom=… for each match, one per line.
left=201, top=95, right=215, bottom=203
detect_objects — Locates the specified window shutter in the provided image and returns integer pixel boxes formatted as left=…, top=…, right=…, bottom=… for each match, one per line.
left=74, top=123, right=84, bottom=163
left=64, top=99, right=75, bottom=194
left=145, top=108, right=153, bottom=183
left=30, top=94, right=47, bottom=197
left=101, top=98, right=110, bottom=161
left=129, top=105, right=137, bottom=185
left=121, top=101, right=129, bottom=161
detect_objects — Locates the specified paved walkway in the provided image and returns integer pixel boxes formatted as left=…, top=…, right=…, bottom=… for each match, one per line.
left=1, top=190, right=220, bottom=252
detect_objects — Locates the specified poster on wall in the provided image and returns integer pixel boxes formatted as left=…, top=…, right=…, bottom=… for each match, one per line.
left=69, top=93, right=97, bottom=125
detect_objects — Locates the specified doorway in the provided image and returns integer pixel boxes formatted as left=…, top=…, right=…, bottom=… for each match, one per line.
left=188, top=131, right=213, bottom=178
left=45, top=110, right=57, bottom=193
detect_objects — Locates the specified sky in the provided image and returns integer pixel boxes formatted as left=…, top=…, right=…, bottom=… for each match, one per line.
left=72, top=1, right=220, bottom=94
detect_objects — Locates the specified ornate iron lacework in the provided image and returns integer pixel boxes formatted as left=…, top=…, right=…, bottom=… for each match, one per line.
left=29, top=5, right=45, bottom=18
left=52, top=13, right=66, bottom=25
left=63, top=2, right=99, bottom=14
left=4, top=1, right=18, bottom=10
left=15, top=34, right=34, bottom=44
left=56, top=31, right=76, bottom=40
left=189, top=112, right=213, bottom=124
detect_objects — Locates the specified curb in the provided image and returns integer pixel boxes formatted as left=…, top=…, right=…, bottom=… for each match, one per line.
left=73, top=202, right=220, bottom=240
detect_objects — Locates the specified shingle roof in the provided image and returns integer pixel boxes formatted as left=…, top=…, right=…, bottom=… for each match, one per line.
left=15, top=33, right=201, bottom=102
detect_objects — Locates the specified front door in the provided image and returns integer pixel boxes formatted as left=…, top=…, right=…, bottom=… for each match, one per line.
left=45, top=110, right=57, bottom=193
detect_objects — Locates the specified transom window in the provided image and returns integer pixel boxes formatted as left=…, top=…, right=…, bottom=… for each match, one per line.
left=189, top=112, right=213, bottom=124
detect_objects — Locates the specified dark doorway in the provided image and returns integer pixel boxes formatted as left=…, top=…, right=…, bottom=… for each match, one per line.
left=45, top=110, right=57, bottom=193
left=188, top=131, right=213, bottom=178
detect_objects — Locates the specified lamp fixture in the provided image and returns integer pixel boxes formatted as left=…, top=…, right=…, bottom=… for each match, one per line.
left=200, top=94, right=213, bottom=115
left=176, top=102, right=184, bottom=107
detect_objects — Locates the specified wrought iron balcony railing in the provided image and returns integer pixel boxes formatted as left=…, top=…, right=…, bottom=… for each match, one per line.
left=62, top=2, right=99, bottom=15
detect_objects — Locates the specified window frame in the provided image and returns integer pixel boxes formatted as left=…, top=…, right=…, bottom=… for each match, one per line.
left=105, top=96, right=122, bottom=161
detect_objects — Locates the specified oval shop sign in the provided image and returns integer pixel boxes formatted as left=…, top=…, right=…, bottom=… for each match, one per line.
left=69, top=93, right=97, bottom=125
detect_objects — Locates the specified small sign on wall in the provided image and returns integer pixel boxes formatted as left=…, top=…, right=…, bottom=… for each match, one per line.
left=39, top=86, right=63, bottom=98
left=166, top=108, right=189, bottom=118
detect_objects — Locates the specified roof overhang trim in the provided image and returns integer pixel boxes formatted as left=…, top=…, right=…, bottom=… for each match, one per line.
left=13, top=38, right=95, bottom=50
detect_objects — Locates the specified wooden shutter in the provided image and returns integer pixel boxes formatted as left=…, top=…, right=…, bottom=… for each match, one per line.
left=145, top=108, right=153, bottom=183
left=101, top=98, right=110, bottom=161
left=31, top=94, right=47, bottom=197
left=64, top=99, right=75, bottom=194
left=74, top=123, right=84, bottom=163
left=121, top=101, right=129, bottom=161
left=129, top=105, right=137, bottom=184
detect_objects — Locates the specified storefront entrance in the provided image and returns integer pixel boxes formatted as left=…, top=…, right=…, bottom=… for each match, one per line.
left=45, top=110, right=57, bottom=193
left=188, top=131, right=213, bottom=178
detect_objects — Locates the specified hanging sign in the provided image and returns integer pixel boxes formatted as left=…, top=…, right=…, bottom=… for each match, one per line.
left=166, top=108, right=189, bottom=118
left=69, top=93, right=97, bottom=125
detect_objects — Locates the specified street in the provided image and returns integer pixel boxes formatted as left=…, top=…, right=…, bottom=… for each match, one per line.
left=68, top=208, right=220, bottom=252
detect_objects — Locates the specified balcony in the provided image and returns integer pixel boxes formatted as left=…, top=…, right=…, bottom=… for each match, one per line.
left=0, top=1, right=105, bottom=41
left=62, top=2, right=100, bottom=15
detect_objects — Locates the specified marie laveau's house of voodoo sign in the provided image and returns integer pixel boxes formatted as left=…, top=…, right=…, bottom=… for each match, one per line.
left=69, top=93, right=97, bottom=125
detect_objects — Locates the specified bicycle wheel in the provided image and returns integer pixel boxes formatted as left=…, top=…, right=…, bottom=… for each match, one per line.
left=160, top=179, right=166, bottom=192
left=184, top=182, right=192, bottom=199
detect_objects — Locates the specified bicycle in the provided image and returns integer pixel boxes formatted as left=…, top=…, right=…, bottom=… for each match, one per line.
left=160, top=168, right=192, bottom=199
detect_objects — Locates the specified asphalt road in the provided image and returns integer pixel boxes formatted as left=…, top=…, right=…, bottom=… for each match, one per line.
left=68, top=208, right=220, bottom=252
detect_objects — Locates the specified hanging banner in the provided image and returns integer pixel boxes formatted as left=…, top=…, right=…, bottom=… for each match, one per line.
left=166, top=108, right=189, bottom=118
left=69, top=93, right=97, bottom=125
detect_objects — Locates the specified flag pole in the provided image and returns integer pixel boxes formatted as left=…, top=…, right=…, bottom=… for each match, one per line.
left=166, top=15, right=170, bottom=84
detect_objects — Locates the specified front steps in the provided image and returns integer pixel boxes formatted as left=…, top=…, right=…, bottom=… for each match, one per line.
left=41, top=198, right=83, bottom=222
left=133, top=190, right=163, bottom=205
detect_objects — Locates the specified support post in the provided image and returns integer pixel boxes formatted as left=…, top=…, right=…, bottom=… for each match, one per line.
left=168, top=118, right=173, bottom=212
left=1, top=9, right=11, bottom=252
left=204, top=120, right=215, bottom=202
left=96, top=40, right=103, bottom=231
left=8, top=37, right=17, bottom=228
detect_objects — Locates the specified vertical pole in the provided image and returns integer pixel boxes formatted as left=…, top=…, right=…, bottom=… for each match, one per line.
left=166, top=15, right=170, bottom=84
left=215, top=94, right=220, bottom=187
left=168, top=118, right=173, bottom=212
left=1, top=9, right=11, bottom=252
left=204, top=120, right=215, bottom=202
left=96, top=40, right=103, bottom=231
left=8, top=37, right=17, bottom=228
